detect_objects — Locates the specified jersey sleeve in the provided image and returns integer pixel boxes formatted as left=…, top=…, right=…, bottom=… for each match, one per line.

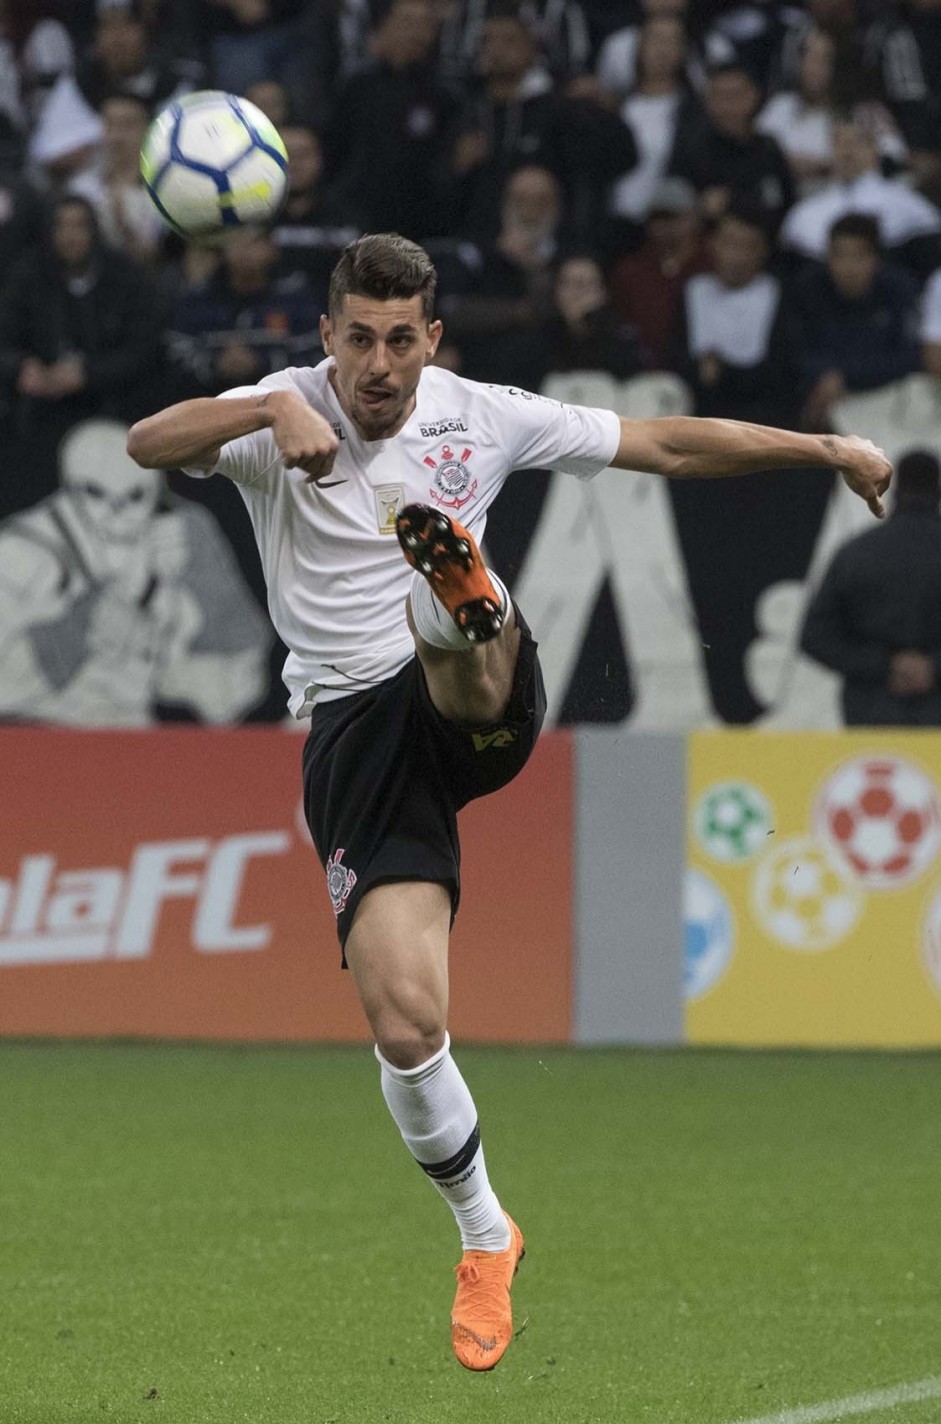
left=180, top=384, right=280, bottom=489
left=485, top=384, right=621, bottom=480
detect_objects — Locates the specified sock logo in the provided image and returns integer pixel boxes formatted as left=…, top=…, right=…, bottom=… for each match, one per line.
left=423, top=445, right=477, bottom=511
left=325, top=848, right=357, bottom=916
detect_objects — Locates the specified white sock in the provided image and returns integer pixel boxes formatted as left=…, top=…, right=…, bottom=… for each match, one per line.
left=376, top=1033, right=511, bottom=1252
left=408, top=568, right=510, bottom=652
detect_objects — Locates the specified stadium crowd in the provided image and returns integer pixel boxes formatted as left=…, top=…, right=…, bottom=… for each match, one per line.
left=0, top=0, right=940, bottom=722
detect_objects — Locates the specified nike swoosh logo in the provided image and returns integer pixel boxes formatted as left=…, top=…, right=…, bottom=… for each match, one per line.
left=313, top=475, right=348, bottom=488
left=451, top=1321, right=497, bottom=1352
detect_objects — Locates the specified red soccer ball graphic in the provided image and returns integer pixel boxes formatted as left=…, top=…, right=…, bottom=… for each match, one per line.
left=814, top=756, right=941, bottom=889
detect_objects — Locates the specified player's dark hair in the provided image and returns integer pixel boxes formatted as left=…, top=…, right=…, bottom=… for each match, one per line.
left=829, top=212, right=881, bottom=252
left=328, top=233, right=437, bottom=322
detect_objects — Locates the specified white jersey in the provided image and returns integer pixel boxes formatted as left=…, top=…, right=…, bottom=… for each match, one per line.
left=184, top=359, right=621, bottom=717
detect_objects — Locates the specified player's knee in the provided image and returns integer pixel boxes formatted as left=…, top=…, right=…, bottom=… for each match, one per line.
left=373, top=988, right=446, bottom=1068
left=376, top=1024, right=446, bottom=1069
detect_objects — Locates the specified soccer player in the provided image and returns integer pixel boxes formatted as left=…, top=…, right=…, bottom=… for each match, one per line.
left=127, top=233, right=891, bottom=1371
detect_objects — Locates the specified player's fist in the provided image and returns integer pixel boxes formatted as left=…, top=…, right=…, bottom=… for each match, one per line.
left=833, top=435, right=892, bottom=519
left=267, top=390, right=340, bottom=481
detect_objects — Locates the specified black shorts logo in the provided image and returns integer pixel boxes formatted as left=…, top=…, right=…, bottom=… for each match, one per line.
left=326, top=848, right=357, bottom=916
left=471, top=728, right=518, bottom=752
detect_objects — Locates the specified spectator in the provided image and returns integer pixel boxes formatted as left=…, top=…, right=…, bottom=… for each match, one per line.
left=167, top=228, right=321, bottom=397
left=800, top=449, right=941, bottom=726
left=780, top=113, right=941, bottom=276
left=0, top=106, right=47, bottom=269
left=596, top=0, right=734, bottom=103
left=271, top=124, right=358, bottom=291
left=922, top=264, right=941, bottom=377
left=322, top=0, right=453, bottom=240
left=68, top=93, right=164, bottom=266
left=27, top=73, right=103, bottom=191
left=669, top=61, right=793, bottom=227
left=0, top=194, right=162, bottom=507
left=756, top=27, right=906, bottom=198
left=607, top=175, right=708, bottom=369
left=678, top=203, right=800, bottom=426
left=772, top=0, right=873, bottom=106
left=673, top=204, right=806, bottom=725
left=0, top=0, right=74, bottom=136
left=450, top=0, right=636, bottom=245
left=438, top=0, right=592, bottom=86
left=795, top=214, right=921, bottom=429
left=442, top=163, right=563, bottom=379
left=489, top=252, right=646, bottom=390
left=608, top=14, right=702, bottom=230
left=198, top=0, right=311, bottom=122
left=71, top=0, right=198, bottom=111
left=867, top=0, right=941, bottom=196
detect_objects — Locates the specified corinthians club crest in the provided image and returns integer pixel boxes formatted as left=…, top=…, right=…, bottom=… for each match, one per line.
left=326, top=848, right=357, bottom=917
left=424, top=444, right=477, bottom=510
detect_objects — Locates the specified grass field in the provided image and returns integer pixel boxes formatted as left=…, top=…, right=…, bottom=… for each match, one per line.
left=2, top=1042, right=939, bottom=1424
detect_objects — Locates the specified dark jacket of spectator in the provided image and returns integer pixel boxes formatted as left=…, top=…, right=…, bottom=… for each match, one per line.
left=670, top=116, right=793, bottom=228
left=453, top=89, right=637, bottom=245
left=669, top=63, right=794, bottom=229
left=167, top=233, right=322, bottom=397
left=0, top=197, right=160, bottom=426
left=800, top=454, right=941, bottom=726
left=196, top=0, right=307, bottom=39
left=793, top=262, right=921, bottom=391
left=867, top=5, right=941, bottom=153
left=322, top=5, right=456, bottom=240
left=489, top=253, right=646, bottom=390
left=491, top=305, right=644, bottom=392
left=451, top=8, right=635, bottom=244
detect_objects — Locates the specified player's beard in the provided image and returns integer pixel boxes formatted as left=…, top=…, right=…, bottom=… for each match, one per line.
left=353, top=384, right=410, bottom=438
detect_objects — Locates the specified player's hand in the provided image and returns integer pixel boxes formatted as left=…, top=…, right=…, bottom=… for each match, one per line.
left=267, top=390, right=340, bottom=481
left=833, top=435, right=892, bottom=519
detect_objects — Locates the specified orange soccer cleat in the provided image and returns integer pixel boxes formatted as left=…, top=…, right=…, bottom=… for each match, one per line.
left=450, top=1213, right=525, bottom=1371
left=396, top=503, right=505, bottom=644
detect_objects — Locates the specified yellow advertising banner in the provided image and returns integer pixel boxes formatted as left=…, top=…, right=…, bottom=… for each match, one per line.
left=685, top=731, right=941, bottom=1047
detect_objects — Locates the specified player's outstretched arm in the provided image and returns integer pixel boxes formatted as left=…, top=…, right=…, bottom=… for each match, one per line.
left=127, top=390, right=339, bottom=479
left=612, top=416, right=892, bottom=519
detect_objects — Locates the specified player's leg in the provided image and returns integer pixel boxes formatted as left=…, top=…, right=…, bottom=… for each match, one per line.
left=397, top=504, right=520, bottom=725
left=344, top=878, right=524, bottom=1370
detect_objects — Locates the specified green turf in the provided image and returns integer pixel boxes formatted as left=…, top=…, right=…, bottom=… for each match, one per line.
left=1, top=1043, right=939, bottom=1424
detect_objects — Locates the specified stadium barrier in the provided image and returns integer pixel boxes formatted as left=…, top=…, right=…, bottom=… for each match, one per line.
left=3, top=725, right=941, bottom=1048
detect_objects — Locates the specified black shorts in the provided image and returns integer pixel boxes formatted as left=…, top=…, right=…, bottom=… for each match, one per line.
left=302, top=609, right=546, bottom=960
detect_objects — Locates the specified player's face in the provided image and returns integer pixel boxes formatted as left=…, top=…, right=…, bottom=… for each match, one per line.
left=321, top=295, right=442, bottom=440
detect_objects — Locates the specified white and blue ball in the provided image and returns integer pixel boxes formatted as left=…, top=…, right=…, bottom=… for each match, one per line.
left=141, top=90, right=288, bottom=240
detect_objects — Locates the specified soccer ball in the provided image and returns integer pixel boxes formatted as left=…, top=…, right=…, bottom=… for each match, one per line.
left=693, top=780, right=773, bottom=863
left=814, top=756, right=941, bottom=890
left=684, top=868, right=734, bottom=999
left=140, top=90, right=288, bottom=240
left=752, top=835, right=862, bottom=951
